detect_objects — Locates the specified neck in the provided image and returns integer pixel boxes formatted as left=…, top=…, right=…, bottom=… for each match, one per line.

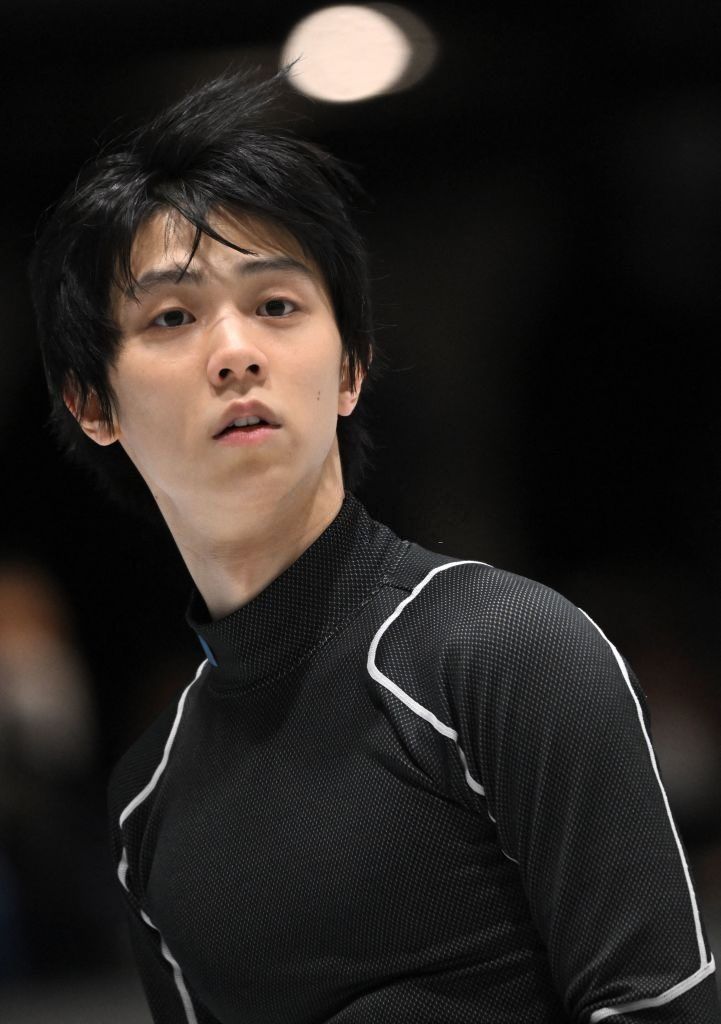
left=157, top=460, right=346, bottom=620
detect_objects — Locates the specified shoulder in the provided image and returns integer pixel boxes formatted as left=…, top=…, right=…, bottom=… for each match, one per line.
left=107, top=661, right=207, bottom=834
left=383, top=543, right=635, bottom=704
left=387, top=543, right=592, bottom=649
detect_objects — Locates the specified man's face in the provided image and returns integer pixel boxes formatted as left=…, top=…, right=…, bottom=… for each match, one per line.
left=101, top=209, right=357, bottom=523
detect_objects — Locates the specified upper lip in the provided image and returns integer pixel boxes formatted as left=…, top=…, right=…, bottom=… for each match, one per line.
left=212, top=400, right=281, bottom=437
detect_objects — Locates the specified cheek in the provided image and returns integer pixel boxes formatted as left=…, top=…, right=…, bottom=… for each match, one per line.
left=111, top=369, right=173, bottom=453
left=284, top=337, right=342, bottom=401
left=308, top=331, right=344, bottom=395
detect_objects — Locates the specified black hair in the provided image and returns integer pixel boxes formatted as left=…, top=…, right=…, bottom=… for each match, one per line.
left=29, top=68, right=376, bottom=521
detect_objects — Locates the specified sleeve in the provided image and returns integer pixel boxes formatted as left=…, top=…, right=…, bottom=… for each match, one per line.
left=106, top=681, right=219, bottom=1024
left=121, top=892, right=221, bottom=1024
left=473, top=582, right=720, bottom=1023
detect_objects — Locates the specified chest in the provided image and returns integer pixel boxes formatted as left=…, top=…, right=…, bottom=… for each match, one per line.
left=140, top=654, right=525, bottom=1022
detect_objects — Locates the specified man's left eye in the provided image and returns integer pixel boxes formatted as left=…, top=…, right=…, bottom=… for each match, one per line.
left=258, top=298, right=296, bottom=317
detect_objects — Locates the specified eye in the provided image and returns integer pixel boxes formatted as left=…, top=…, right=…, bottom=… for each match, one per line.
left=257, top=298, right=296, bottom=318
left=152, top=308, right=194, bottom=328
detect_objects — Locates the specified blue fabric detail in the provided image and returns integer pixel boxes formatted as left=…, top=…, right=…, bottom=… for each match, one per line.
left=197, top=634, right=218, bottom=667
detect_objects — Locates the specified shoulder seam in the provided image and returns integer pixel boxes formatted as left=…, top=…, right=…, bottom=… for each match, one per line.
left=366, top=560, right=518, bottom=865
left=118, top=659, right=207, bottom=831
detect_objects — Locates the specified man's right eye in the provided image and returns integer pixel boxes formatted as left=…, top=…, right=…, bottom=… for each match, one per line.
left=152, top=309, right=194, bottom=328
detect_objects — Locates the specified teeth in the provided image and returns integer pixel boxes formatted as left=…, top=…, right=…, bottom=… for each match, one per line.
left=232, top=416, right=262, bottom=427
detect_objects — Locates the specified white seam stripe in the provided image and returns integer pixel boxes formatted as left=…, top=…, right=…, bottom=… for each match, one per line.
left=119, top=660, right=206, bottom=828
left=141, top=910, right=199, bottom=1024
left=579, top=608, right=708, bottom=968
left=118, top=847, right=129, bottom=890
left=367, top=561, right=489, bottom=801
left=117, top=660, right=205, bottom=1024
left=588, top=955, right=716, bottom=1021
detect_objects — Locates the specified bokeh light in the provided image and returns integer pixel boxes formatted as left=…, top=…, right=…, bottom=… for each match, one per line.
left=282, top=4, right=435, bottom=103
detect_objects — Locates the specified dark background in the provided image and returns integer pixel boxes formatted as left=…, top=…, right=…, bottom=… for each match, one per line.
left=1, top=0, right=720, bottom=1018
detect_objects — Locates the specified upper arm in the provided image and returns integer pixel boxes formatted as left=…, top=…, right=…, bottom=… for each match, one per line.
left=472, top=582, right=718, bottom=1021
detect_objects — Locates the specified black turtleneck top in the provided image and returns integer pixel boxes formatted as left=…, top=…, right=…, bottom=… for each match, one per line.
left=108, top=494, right=719, bottom=1024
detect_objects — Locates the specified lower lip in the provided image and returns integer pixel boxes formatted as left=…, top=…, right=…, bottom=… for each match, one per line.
left=214, top=425, right=280, bottom=446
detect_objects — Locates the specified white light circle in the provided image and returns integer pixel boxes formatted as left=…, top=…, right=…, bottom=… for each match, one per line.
left=282, top=4, right=413, bottom=103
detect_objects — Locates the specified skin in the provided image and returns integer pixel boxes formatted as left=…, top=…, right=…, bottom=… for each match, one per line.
left=70, top=209, right=362, bottom=618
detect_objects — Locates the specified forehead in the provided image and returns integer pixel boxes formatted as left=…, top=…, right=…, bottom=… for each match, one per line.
left=127, top=207, right=312, bottom=279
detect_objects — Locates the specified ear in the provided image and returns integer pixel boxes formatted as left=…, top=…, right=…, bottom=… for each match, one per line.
left=337, top=357, right=364, bottom=418
left=63, top=387, right=118, bottom=446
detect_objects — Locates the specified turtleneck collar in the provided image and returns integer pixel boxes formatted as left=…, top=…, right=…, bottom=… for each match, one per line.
left=186, top=493, right=407, bottom=691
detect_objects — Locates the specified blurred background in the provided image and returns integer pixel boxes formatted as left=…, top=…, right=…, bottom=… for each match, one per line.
left=1, top=0, right=720, bottom=1020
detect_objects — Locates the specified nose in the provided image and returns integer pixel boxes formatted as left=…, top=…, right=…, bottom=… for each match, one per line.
left=206, top=313, right=269, bottom=387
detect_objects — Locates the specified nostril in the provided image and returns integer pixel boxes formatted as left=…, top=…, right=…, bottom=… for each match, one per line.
left=216, top=362, right=262, bottom=382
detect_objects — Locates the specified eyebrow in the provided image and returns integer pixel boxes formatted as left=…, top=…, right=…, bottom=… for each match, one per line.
left=126, top=256, right=316, bottom=297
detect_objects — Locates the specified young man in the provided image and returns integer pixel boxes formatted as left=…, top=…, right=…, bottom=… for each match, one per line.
left=31, top=72, right=719, bottom=1024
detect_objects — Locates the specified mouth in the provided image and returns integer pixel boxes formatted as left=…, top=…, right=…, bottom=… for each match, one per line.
left=213, top=415, right=281, bottom=445
left=214, top=415, right=275, bottom=438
